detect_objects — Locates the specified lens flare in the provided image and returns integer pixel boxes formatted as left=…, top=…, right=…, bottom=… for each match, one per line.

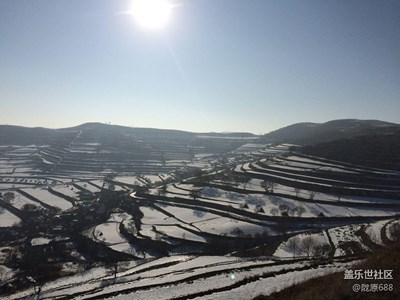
left=132, top=0, right=172, bottom=30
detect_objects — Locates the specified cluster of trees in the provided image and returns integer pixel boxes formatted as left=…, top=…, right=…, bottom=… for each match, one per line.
left=175, top=167, right=205, bottom=181
left=229, top=228, right=270, bottom=243
left=261, top=180, right=276, bottom=193
left=136, top=174, right=152, bottom=186
left=270, top=204, right=306, bottom=217
left=106, top=259, right=130, bottom=284
left=218, top=171, right=252, bottom=190
left=286, top=235, right=331, bottom=258
left=1, top=192, right=15, bottom=203
left=12, top=248, right=64, bottom=300
left=190, top=188, right=203, bottom=200
left=21, top=204, right=38, bottom=212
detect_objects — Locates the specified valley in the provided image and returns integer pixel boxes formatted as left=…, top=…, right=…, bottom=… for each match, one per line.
left=0, top=120, right=399, bottom=299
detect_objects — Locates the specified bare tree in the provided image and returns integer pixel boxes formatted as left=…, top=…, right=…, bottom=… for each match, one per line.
left=190, top=188, right=203, bottom=200
left=270, top=208, right=279, bottom=216
left=240, top=176, right=251, bottom=191
left=286, top=236, right=300, bottom=258
left=157, top=185, right=167, bottom=197
left=300, top=236, right=315, bottom=257
left=143, top=176, right=152, bottom=186
left=25, top=263, right=61, bottom=300
left=278, top=204, right=289, bottom=216
left=333, top=186, right=343, bottom=202
left=312, top=244, right=331, bottom=258
left=231, top=227, right=244, bottom=237
left=261, top=180, right=276, bottom=193
left=233, top=175, right=251, bottom=191
left=294, top=187, right=301, bottom=198
left=0, top=267, right=7, bottom=285
left=308, top=190, right=317, bottom=200
left=107, top=260, right=130, bottom=284
left=292, top=206, right=306, bottom=217
left=27, top=276, right=45, bottom=300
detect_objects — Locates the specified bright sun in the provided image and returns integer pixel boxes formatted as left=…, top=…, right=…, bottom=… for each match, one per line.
left=131, top=0, right=172, bottom=30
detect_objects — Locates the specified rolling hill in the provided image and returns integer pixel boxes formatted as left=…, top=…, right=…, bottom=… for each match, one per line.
left=259, top=119, right=400, bottom=145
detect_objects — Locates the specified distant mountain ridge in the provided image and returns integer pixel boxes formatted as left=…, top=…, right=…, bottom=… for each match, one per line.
left=0, top=123, right=257, bottom=146
left=0, top=123, right=260, bottom=174
left=260, top=119, right=400, bottom=145
left=0, top=125, right=59, bottom=145
left=1, top=119, right=400, bottom=147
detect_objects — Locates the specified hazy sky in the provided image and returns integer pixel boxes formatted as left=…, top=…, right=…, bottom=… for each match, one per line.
left=1, top=0, right=399, bottom=134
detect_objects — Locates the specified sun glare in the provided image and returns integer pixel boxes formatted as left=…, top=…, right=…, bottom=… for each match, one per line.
left=132, top=0, right=172, bottom=30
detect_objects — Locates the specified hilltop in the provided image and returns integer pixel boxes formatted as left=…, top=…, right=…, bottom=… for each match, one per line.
left=259, top=119, right=400, bottom=145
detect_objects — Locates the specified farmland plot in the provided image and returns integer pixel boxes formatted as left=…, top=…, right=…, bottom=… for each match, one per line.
left=1, top=137, right=400, bottom=300
left=274, top=232, right=330, bottom=258
left=142, top=204, right=274, bottom=238
left=83, top=212, right=146, bottom=257
left=364, top=219, right=390, bottom=246
left=7, top=192, right=44, bottom=211
left=87, top=212, right=133, bottom=245
left=0, top=208, right=21, bottom=227
left=328, top=224, right=369, bottom=256
left=194, top=216, right=274, bottom=237
left=140, top=206, right=176, bottom=225
left=152, top=225, right=207, bottom=243
left=75, top=258, right=354, bottom=300
left=51, top=185, right=79, bottom=198
left=74, top=182, right=102, bottom=193
left=23, top=187, right=73, bottom=210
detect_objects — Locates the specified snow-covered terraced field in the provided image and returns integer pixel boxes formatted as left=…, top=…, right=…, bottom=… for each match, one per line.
left=153, top=225, right=207, bottom=243
left=206, top=261, right=353, bottom=300
left=1, top=139, right=400, bottom=300
left=194, top=216, right=273, bottom=237
left=328, top=224, right=369, bottom=256
left=233, top=155, right=400, bottom=205
left=140, top=206, right=176, bottom=225
left=386, top=219, right=400, bottom=242
left=8, top=192, right=45, bottom=210
left=242, top=155, right=398, bottom=183
left=157, top=182, right=400, bottom=219
left=0, top=208, right=21, bottom=227
left=274, top=232, right=330, bottom=258
left=113, top=176, right=137, bottom=186
left=23, top=187, right=73, bottom=210
left=364, top=220, right=389, bottom=246
left=6, top=254, right=358, bottom=300
left=87, top=180, right=104, bottom=188
left=86, top=212, right=133, bottom=246
left=71, top=182, right=100, bottom=193
left=50, top=185, right=79, bottom=198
